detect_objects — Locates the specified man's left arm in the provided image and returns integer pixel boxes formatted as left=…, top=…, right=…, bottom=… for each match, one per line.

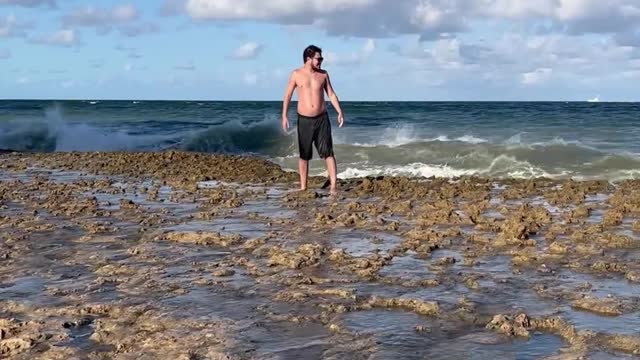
left=324, top=72, right=344, bottom=128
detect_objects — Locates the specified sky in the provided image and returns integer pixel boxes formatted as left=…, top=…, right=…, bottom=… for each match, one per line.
left=1, top=0, right=640, bottom=101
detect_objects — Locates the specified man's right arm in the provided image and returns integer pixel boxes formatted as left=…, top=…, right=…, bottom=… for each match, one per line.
left=282, top=70, right=297, bottom=132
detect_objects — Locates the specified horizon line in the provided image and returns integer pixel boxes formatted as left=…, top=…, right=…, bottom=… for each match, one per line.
left=1, top=98, right=638, bottom=103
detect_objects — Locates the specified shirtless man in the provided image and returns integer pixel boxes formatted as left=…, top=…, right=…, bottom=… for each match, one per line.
left=282, top=45, right=344, bottom=195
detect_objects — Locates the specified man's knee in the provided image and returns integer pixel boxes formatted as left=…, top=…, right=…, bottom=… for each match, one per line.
left=319, top=149, right=335, bottom=160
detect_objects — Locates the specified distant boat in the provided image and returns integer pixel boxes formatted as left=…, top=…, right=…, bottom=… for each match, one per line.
left=587, top=95, right=600, bottom=103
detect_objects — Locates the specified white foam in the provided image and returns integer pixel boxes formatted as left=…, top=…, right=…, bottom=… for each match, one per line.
left=432, top=135, right=451, bottom=142
left=380, top=124, right=419, bottom=147
left=337, top=163, right=476, bottom=179
left=455, top=135, right=488, bottom=144
left=350, top=132, right=488, bottom=148
left=478, top=154, right=552, bottom=178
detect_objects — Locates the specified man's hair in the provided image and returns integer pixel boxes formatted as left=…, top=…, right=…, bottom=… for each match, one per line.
left=303, top=45, right=322, bottom=63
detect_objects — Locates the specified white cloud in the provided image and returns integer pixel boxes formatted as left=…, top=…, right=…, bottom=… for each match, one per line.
left=62, top=4, right=161, bottom=38
left=0, top=15, right=15, bottom=37
left=168, top=0, right=640, bottom=39
left=63, top=4, right=138, bottom=27
left=183, top=0, right=375, bottom=20
left=0, top=14, right=31, bottom=38
left=521, top=68, right=553, bottom=85
left=382, top=29, right=639, bottom=94
left=325, top=39, right=375, bottom=65
left=0, top=48, right=10, bottom=59
left=410, top=1, right=465, bottom=35
left=30, top=29, right=78, bottom=47
left=430, top=38, right=463, bottom=68
left=112, top=4, right=137, bottom=21
left=231, top=42, right=263, bottom=59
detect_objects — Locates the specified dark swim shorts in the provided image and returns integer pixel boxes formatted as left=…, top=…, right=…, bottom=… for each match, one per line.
left=297, top=111, right=334, bottom=161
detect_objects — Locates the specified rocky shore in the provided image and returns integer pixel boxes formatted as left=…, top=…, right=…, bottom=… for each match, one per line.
left=1, top=151, right=639, bottom=359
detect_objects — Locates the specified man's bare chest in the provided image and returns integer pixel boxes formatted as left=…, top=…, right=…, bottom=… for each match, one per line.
left=297, top=74, right=326, bottom=90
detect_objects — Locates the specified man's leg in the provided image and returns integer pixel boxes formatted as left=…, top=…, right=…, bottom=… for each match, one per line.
left=324, top=156, right=337, bottom=195
left=316, top=112, right=337, bottom=195
left=298, top=158, right=309, bottom=191
left=297, top=114, right=313, bottom=191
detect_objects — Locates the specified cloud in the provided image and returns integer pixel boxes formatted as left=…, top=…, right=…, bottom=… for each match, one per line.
left=521, top=68, right=553, bottom=85
left=61, top=5, right=161, bottom=38
left=0, top=48, right=10, bottom=59
left=230, top=42, right=263, bottom=59
left=0, top=14, right=32, bottom=38
left=183, top=0, right=375, bottom=20
left=325, top=39, right=375, bottom=66
left=62, top=4, right=138, bottom=27
left=479, top=0, right=640, bottom=34
left=159, top=0, right=185, bottom=16
left=0, top=0, right=55, bottom=7
left=383, top=29, right=638, bottom=94
left=60, top=4, right=158, bottom=37
left=614, top=29, right=640, bottom=47
left=30, top=29, right=79, bottom=47
left=167, top=0, right=640, bottom=40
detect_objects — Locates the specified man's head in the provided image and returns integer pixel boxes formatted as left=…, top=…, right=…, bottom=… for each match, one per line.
left=303, top=45, right=323, bottom=69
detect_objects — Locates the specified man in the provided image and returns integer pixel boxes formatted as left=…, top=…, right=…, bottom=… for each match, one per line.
left=282, top=45, right=344, bottom=196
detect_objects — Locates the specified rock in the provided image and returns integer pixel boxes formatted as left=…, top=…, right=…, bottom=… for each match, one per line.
left=486, top=313, right=531, bottom=337
left=571, top=296, right=623, bottom=316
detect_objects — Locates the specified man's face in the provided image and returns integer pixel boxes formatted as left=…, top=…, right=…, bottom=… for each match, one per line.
left=311, top=52, right=323, bottom=69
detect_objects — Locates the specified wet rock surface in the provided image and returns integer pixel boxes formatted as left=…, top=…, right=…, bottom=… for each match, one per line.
left=1, top=151, right=640, bottom=359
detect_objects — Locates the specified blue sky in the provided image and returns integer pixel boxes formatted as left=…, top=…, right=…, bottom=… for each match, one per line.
left=1, top=0, right=640, bottom=101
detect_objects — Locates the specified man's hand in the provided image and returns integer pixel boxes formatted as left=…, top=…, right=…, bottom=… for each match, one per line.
left=337, top=113, right=344, bottom=128
left=282, top=116, right=289, bottom=133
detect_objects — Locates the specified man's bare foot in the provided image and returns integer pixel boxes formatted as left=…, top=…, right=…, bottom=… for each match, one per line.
left=299, top=187, right=307, bottom=191
left=329, top=187, right=337, bottom=196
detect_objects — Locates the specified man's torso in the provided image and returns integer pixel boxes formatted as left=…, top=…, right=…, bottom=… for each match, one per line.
left=294, top=68, right=327, bottom=117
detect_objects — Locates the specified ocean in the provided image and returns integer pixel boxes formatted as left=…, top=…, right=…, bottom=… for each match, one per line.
left=1, top=100, right=640, bottom=181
